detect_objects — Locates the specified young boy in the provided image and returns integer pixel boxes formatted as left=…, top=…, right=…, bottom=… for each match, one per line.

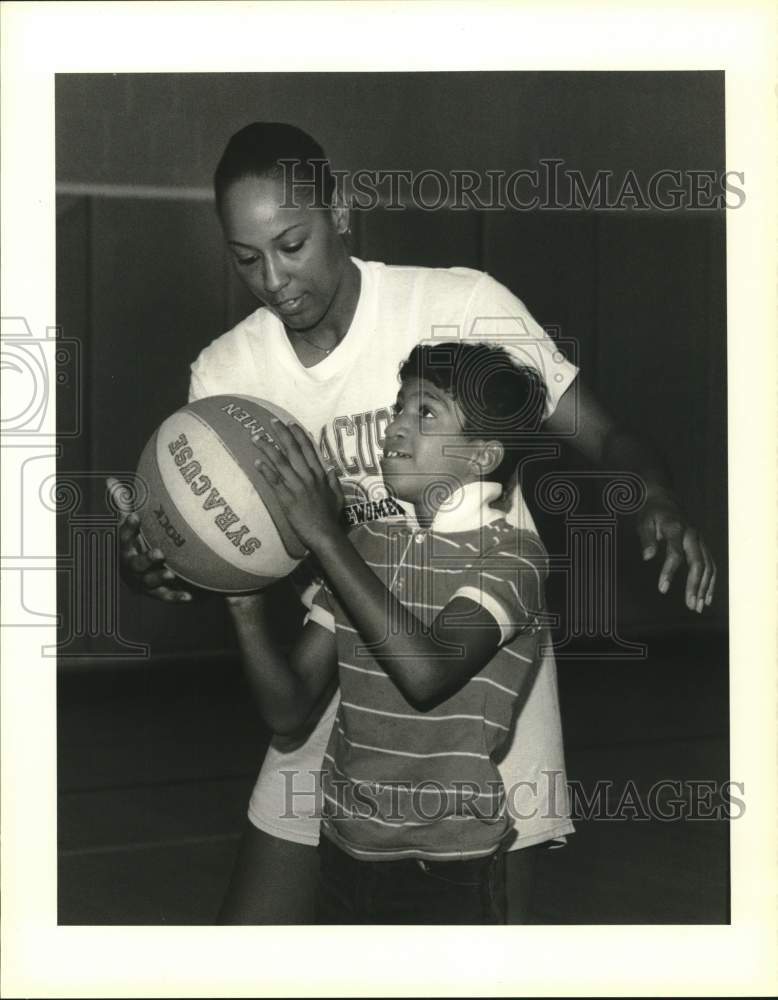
left=227, top=342, right=552, bottom=924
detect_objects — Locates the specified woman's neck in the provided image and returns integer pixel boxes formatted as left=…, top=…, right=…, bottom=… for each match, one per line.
left=286, top=258, right=361, bottom=356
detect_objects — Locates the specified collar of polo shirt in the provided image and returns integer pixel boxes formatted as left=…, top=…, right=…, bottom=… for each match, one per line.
left=402, top=481, right=505, bottom=534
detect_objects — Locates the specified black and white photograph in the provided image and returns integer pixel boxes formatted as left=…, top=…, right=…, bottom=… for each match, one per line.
left=1, top=2, right=775, bottom=997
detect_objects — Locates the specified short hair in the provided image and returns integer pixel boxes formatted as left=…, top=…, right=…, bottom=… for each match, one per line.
left=213, top=121, right=335, bottom=212
left=397, top=342, right=547, bottom=486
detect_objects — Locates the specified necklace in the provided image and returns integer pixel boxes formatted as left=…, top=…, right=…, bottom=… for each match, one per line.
left=295, top=331, right=340, bottom=356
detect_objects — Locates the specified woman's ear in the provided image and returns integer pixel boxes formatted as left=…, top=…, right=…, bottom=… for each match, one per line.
left=330, top=191, right=351, bottom=237
left=470, top=441, right=504, bottom=477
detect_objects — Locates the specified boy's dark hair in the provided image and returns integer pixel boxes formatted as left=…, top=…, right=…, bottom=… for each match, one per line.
left=213, top=121, right=334, bottom=212
left=398, top=342, right=547, bottom=486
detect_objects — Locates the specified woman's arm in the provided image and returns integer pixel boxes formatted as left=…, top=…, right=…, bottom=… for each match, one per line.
left=544, top=380, right=717, bottom=611
left=226, top=591, right=338, bottom=735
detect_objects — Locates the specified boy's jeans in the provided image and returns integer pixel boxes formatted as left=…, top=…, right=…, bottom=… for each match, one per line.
left=316, top=835, right=507, bottom=924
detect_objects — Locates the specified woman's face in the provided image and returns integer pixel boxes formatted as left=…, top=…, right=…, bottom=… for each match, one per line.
left=219, top=174, right=350, bottom=332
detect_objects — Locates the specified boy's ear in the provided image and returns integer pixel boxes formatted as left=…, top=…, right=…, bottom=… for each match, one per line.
left=330, top=191, right=351, bottom=236
left=470, top=441, right=504, bottom=476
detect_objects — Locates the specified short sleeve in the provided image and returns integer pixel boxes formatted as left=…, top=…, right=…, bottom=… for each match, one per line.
left=304, top=581, right=336, bottom=634
left=187, top=369, right=208, bottom=404
left=187, top=320, right=261, bottom=403
left=449, top=530, right=548, bottom=645
left=463, top=273, right=578, bottom=418
left=188, top=338, right=218, bottom=403
left=188, top=337, right=229, bottom=403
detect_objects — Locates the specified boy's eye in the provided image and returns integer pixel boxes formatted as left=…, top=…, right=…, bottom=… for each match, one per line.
left=420, top=405, right=435, bottom=419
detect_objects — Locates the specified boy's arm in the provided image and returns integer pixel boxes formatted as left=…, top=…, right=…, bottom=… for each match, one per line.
left=225, top=591, right=338, bottom=736
left=253, top=423, right=535, bottom=709
left=314, top=538, right=529, bottom=708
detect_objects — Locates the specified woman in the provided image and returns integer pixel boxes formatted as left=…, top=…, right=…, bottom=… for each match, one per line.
left=111, top=121, right=716, bottom=923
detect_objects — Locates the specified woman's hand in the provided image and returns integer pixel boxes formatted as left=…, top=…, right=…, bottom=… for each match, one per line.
left=107, top=476, right=194, bottom=603
left=252, top=421, right=345, bottom=552
left=637, top=488, right=716, bottom=613
left=547, top=384, right=718, bottom=614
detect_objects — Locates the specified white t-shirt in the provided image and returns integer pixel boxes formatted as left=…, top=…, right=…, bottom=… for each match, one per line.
left=190, top=258, right=577, bottom=850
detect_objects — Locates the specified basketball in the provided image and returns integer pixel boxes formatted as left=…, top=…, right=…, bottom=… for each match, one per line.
left=134, top=394, right=308, bottom=593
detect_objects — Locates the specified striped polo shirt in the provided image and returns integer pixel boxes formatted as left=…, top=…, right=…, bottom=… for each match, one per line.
left=309, top=481, right=549, bottom=862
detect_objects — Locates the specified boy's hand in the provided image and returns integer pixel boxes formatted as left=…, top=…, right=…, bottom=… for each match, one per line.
left=252, top=421, right=345, bottom=552
left=637, top=488, right=716, bottom=613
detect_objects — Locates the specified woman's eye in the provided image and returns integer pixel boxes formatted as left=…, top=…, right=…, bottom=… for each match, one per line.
left=420, top=406, right=435, bottom=419
left=235, top=255, right=258, bottom=268
left=282, top=242, right=304, bottom=254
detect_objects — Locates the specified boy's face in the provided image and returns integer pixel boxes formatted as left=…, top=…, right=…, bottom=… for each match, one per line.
left=380, top=377, right=484, bottom=512
left=219, top=174, right=349, bottom=332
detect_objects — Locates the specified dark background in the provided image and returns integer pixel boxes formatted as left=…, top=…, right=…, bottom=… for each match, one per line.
left=56, top=72, right=729, bottom=924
